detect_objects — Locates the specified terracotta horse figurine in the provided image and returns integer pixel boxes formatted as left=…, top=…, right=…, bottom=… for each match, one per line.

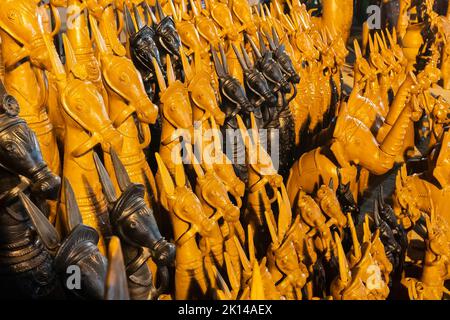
left=168, top=0, right=210, bottom=63
left=64, top=0, right=109, bottom=103
left=287, top=69, right=420, bottom=205
left=150, top=53, right=193, bottom=177
left=189, top=0, right=223, bottom=50
left=179, top=48, right=245, bottom=206
left=190, top=150, right=243, bottom=275
left=90, top=15, right=159, bottom=208
left=155, top=152, right=219, bottom=299
left=43, top=31, right=123, bottom=254
left=235, top=114, right=289, bottom=251
left=265, top=192, right=309, bottom=300
left=0, top=0, right=61, bottom=218
left=207, top=0, right=246, bottom=84
left=403, top=211, right=450, bottom=300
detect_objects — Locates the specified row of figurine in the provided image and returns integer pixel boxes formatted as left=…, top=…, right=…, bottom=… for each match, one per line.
left=0, top=0, right=449, bottom=300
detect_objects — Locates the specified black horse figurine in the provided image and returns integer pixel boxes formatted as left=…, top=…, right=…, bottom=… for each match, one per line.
left=231, top=42, right=276, bottom=129
left=246, top=32, right=296, bottom=178
left=19, top=180, right=108, bottom=300
left=0, top=82, right=61, bottom=299
left=375, top=185, right=407, bottom=275
left=124, top=3, right=164, bottom=101
left=94, top=148, right=175, bottom=300
left=211, top=44, right=255, bottom=184
left=265, top=27, right=300, bottom=85
left=124, top=1, right=182, bottom=94
left=152, top=0, right=182, bottom=77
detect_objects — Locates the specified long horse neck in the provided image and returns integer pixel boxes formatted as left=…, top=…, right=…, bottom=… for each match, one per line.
left=159, top=115, right=183, bottom=176
left=160, top=107, right=177, bottom=141
left=105, top=88, right=134, bottom=126
left=121, top=242, right=142, bottom=267
left=61, top=120, right=104, bottom=183
left=191, top=101, right=208, bottom=124
left=197, top=193, right=215, bottom=218
left=219, top=97, right=239, bottom=129
left=167, top=201, right=203, bottom=261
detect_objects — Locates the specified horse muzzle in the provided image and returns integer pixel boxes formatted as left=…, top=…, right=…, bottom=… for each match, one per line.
left=265, top=92, right=277, bottom=106
left=291, top=74, right=301, bottom=84
left=152, top=239, right=176, bottom=266
left=30, top=166, right=61, bottom=200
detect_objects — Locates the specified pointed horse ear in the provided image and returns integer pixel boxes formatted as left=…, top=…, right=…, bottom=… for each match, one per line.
left=233, top=235, right=252, bottom=274
left=264, top=30, right=277, bottom=51
left=373, top=197, right=381, bottom=228
left=258, top=31, right=268, bottom=55
left=155, top=0, right=166, bottom=21
left=180, top=46, right=193, bottom=82
left=174, top=151, right=186, bottom=188
left=328, top=178, right=334, bottom=190
left=246, top=34, right=262, bottom=59
left=378, top=185, right=385, bottom=207
left=18, top=192, right=61, bottom=255
left=250, top=260, right=265, bottom=300
left=218, top=43, right=229, bottom=74
left=152, top=57, right=167, bottom=92
left=155, top=153, right=176, bottom=196
left=272, top=26, right=280, bottom=47
left=240, top=43, right=253, bottom=69
left=144, top=1, right=159, bottom=27
left=104, top=236, right=130, bottom=300
left=347, top=212, right=361, bottom=260
left=166, top=54, right=177, bottom=85
left=277, top=190, right=292, bottom=241
left=124, top=4, right=137, bottom=36
left=334, top=232, right=350, bottom=284
left=232, top=43, right=248, bottom=71
left=93, top=151, right=118, bottom=204
left=354, top=38, right=363, bottom=59
left=62, top=178, right=83, bottom=236
left=211, top=45, right=226, bottom=78
left=110, top=147, right=132, bottom=193
left=133, top=3, right=146, bottom=30
left=264, top=207, right=280, bottom=248
left=89, top=15, right=112, bottom=56
left=62, top=34, right=87, bottom=80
